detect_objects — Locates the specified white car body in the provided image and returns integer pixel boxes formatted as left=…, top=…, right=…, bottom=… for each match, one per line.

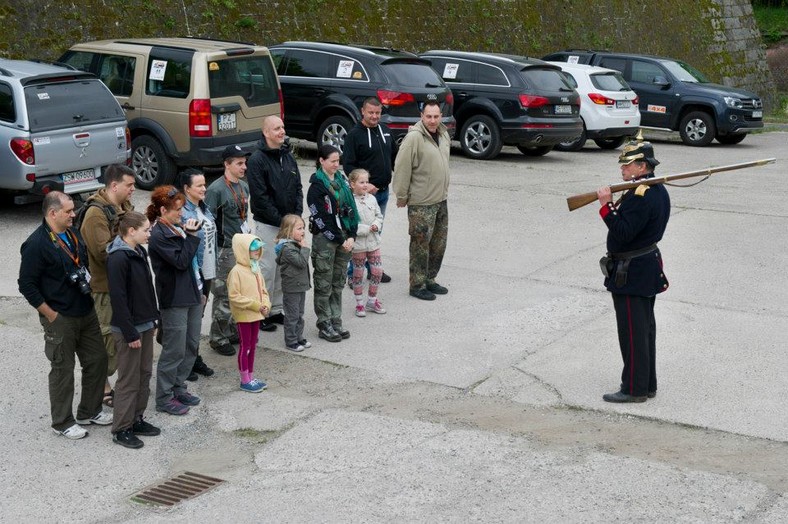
left=547, top=62, right=641, bottom=151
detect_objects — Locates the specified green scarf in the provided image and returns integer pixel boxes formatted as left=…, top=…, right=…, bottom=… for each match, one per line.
left=315, top=167, right=359, bottom=234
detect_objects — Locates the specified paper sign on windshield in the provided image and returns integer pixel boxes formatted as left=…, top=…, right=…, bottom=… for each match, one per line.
left=337, top=60, right=354, bottom=78
left=150, top=60, right=168, bottom=81
left=443, top=63, right=459, bottom=79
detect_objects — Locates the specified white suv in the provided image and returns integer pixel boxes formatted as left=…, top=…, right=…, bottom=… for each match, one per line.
left=547, top=62, right=640, bottom=151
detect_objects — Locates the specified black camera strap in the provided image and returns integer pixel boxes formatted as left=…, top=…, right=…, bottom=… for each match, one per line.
left=49, top=229, right=81, bottom=267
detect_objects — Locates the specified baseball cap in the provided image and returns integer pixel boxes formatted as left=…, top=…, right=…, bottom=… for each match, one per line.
left=222, top=145, right=251, bottom=161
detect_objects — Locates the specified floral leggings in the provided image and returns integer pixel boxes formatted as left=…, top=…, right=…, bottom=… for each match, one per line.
left=351, top=249, right=383, bottom=299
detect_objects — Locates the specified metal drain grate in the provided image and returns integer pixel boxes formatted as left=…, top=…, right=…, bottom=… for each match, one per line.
left=132, top=471, right=226, bottom=506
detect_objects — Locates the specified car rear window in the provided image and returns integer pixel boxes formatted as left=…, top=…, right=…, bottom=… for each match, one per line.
left=25, top=80, right=123, bottom=132
left=520, top=68, right=574, bottom=92
left=381, top=62, right=445, bottom=88
left=590, top=72, right=630, bottom=92
left=209, top=57, right=279, bottom=106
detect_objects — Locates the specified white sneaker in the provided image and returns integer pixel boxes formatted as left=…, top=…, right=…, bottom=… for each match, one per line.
left=355, top=304, right=366, bottom=317
left=365, top=299, right=387, bottom=314
left=53, top=424, right=88, bottom=440
left=76, top=411, right=113, bottom=426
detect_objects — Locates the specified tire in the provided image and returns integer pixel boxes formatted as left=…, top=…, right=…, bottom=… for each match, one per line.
left=554, top=125, right=587, bottom=152
left=517, top=145, right=553, bottom=157
left=317, top=115, right=353, bottom=153
left=593, top=136, right=627, bottom=150
left=679, top=111, right=716, bottom=146
left=459, top=115, right=503, bottom=160
left=131, top=136, right=176, bottom=190
left=716, top=133, right=747, bottom=145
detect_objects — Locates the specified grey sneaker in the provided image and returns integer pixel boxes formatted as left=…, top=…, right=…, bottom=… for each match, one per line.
left=75, top=411, right=113, bottom=426
left=156, top=398, right=189, bottom=415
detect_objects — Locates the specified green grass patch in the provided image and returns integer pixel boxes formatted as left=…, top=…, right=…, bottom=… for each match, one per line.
left=753, top=6, right=788, bottom=44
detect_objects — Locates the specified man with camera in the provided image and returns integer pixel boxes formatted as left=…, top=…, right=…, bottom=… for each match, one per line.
left=18, top=191, right=112, bottom=440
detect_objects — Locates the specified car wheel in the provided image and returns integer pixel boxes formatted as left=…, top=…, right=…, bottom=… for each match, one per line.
left=131, top=136, right=176, bottom=190
left=679, top=111, right=716, bottom=146
left=593, top=136, right=627, bottom=150
left=554, top=126, right=587, bottom=152
left=317, top=115, right=353, bottom=154
left=517, top=145, right=553, bottom=157
left=716, top=133, right=747, bottom=145
left=459, top=115, right=503, bottom=160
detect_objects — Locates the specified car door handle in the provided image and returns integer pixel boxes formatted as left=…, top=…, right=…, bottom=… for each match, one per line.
left=456, top=92, right=468, bottom=98
left=121, top=102, right=135, bottom=110
left=313, top=88, right=326, bottom=96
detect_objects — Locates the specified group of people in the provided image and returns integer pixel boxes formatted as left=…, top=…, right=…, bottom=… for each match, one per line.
left=18, top=91, right=669, bottom=454
left=18, top=98, right=454, bottom=448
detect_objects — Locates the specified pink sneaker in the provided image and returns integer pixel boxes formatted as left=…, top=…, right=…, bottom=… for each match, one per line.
left=355, top=304, right=366, bottom=317
left=365, top=299, right=387, bottom=314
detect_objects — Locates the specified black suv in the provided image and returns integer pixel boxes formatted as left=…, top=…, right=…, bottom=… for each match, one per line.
left=269, top=42, right=455, bottom=152
left=419, top=51, right=582, bottom=160
left=542, top=50, right=763, bottom=146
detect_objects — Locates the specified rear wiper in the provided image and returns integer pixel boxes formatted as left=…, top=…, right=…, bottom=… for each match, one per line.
left=559, top=87, right=574, bottom=92
left=425, top=83, right=441, bottom=88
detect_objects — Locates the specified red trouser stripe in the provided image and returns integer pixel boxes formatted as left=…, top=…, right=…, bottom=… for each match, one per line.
left=626, top=296, right=635, bottom=395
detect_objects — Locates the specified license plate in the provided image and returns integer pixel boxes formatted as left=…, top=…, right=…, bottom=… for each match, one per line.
left=554, top=105, right=572, bottom=114
left=616, top=100, right=631, bottom=109
left=62, top=169, right=96, bottom=185
left=217, top=112, right=237, bottom=131
left=752, top=110, right=762, bottom=118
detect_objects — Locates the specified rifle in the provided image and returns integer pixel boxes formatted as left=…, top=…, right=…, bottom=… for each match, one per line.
left=566, top=158, right=776, bottom=212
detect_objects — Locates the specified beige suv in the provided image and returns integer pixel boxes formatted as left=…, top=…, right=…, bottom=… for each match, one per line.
left=60, top=38, right=282, bottom=189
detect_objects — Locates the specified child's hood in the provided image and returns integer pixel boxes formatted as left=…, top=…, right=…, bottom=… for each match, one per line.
left=231, top=233, right=263, bottom=267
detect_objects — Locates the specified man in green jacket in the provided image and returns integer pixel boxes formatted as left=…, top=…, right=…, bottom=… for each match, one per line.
left=392, top=101, right=451, bottom=301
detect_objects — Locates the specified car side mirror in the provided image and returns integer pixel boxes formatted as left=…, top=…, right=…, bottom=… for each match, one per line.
left=653, top=76, right=670, bottom=88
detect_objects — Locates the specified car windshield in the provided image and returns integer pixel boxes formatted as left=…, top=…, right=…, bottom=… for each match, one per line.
left=659, top=60, right=710, bottom=83
left=590, top=72, right=631, bottom=92
left=209, top=57, right=279, bottom=106
left=381, top=62, right=445, bottom=88
left=25, top=80, right=123, bottom=132
left=520, top=68, right=575, bottom=91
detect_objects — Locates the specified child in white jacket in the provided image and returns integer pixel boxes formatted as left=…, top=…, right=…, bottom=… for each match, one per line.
left=348, top=169, right=386, bottom=317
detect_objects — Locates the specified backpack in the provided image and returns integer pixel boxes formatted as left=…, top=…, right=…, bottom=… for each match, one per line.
left=74, top=200, right=118, bottom=235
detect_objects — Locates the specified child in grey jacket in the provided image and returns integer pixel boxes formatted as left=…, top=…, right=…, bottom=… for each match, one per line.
left=274, top=214, right=312, bottom=352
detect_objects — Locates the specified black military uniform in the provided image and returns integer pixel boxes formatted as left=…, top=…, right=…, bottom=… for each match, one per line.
left=599, top=141, right=670, bottom=402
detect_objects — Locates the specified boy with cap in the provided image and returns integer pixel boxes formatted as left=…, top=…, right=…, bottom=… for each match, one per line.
left=596, top=139, right=670, bottom=403
left=205, top=145, right=252, bottom=356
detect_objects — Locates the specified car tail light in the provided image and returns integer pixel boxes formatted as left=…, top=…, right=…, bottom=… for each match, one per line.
left=518, top=94, right=550, bottom=108
left=279, top=88, right=285, bottom=121
left=10, top=138, right=34, bottom=165
left=445, top=92, right=454, bottom=107
left=125, top=127, right=132, bottom=166
left=588, top=93, right=616, bottom=106
left=633, top=96, right=639, bottom=105
left=189, top=99, right=212, bottom=138
left=377, top=89, right=416, bottom=106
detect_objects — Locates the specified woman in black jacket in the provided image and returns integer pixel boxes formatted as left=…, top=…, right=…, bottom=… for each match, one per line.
left=107, top=211, right=159, bottom=449
left=307, top=145, right=358, bottom=342
left=146, top=186, right=203, bottom=416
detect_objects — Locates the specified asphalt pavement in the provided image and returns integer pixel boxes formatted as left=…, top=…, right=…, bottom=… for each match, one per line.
left=0, top=130, right=786, bottom=522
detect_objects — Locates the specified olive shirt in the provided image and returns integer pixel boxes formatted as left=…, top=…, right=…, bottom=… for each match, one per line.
left=392, top=120, right=450, bottom=207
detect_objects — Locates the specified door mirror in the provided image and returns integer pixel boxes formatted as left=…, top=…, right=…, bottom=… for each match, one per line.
left=653, top=76, right=671, bottom=88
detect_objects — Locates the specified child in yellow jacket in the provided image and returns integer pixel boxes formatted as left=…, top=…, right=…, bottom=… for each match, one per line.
left=227, top=234, right=271, bottom=393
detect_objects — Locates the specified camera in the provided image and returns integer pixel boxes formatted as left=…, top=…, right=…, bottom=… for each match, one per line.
left=68, top=267, right=92, bottom=295
left=338, top=204, right=355, bottom=219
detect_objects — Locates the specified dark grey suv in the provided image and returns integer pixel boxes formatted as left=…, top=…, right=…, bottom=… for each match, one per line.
left=420, top=51, right=582, bottom=160
left=270, top=42, right=455, bottom=151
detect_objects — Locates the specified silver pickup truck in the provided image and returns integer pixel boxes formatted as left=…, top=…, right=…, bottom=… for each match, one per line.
left=0, top=60, right=130, bottom=204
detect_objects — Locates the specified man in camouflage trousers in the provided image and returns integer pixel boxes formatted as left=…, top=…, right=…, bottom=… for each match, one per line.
left=392, top=101, right=451, bottom=301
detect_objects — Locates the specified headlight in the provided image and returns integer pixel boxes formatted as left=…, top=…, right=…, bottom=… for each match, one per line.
left=723, top=96, right=743, bottom=109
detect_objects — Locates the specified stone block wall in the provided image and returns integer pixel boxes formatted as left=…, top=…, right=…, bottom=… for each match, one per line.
left=0, top=0, right=777, bottom=109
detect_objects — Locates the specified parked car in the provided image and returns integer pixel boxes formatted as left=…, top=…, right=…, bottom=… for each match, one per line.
left=0, top=59, right=129, bottom=204
left=269, top=42, right=455, bottom=152
left=419, top=51, right=582, bottom=160
left=542, top=50, right=763, bottom=146
left=59, top=38, right=282, bottom=189
left=546, top=62, right=640, bottom=151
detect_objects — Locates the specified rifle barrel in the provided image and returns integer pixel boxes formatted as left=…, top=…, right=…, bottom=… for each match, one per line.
left=566, top=158, right=776, bottom=212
